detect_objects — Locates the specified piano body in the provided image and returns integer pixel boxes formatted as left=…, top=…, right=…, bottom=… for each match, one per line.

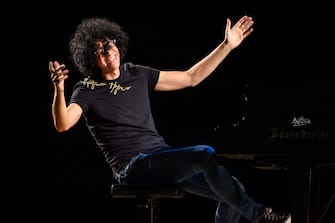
left=210, top=82, right=335, bottom=223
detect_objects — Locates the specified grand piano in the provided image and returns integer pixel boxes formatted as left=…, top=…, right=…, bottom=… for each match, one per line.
left=210, top=82, right=335, bottom=223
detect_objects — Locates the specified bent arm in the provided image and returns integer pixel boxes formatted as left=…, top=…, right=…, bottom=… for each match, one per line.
left=49, top=60, right=82, bottom=132
left=155, top=15, right=254, bottom=91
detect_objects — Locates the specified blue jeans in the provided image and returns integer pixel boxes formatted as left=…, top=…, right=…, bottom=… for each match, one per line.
left=115, top=145, right=265, bottom=223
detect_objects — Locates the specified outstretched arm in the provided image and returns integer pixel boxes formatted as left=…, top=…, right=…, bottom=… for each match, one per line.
left=49, top=61, right=83, bottom=132
left=155, top=15, right=254, bottom=91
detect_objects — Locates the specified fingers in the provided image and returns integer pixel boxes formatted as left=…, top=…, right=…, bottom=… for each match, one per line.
left=54, top=64, right=65, bottom=73
left=49, top=61, right=69, bottom=84
left=49, top=61, right=64, bottom=73
left=236, top=15, right=254, bottom=33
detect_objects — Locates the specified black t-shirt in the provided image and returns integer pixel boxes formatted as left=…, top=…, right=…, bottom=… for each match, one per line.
left=70, top=62, right=169, bottom=171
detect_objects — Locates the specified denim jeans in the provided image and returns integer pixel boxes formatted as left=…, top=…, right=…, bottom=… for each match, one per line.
left=115, top=145, right=265, bottom=223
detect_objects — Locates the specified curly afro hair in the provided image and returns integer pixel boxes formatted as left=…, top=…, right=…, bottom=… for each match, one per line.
left=69, top=17, right=129, bottom=78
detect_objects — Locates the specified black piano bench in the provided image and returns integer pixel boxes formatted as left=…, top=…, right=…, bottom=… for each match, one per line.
left=111, top=184, right=185, bottom=223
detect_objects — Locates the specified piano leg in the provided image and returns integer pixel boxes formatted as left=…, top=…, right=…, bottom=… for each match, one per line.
left=287, top=165, right=335, bottom=223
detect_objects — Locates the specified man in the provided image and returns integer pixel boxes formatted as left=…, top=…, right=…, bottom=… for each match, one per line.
left=49, top=16, right=291, bottom=222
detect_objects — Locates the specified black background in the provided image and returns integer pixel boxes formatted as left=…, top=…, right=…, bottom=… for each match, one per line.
left=5, top=0, right=335, bottom=222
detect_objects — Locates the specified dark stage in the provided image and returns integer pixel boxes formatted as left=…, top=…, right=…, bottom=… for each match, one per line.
left=6, top=1, right=335, bottom=222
